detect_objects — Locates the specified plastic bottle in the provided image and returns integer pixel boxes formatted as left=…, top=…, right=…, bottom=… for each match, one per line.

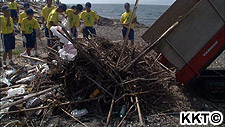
left=120, top=105, right=126, bottom=118
left=71, top=108, right=88, bottom=118
left=7, top=85, right=25, bottom=98
left=90, top=89, right=100, bottom=98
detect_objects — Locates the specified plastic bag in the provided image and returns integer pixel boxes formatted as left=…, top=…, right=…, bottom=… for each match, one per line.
left=58, top=42, right=77, bottom=61
left=40, top=64, right=49, bottom=74
left=50, top=26, right=71, bottom=44
left=5, top=69, right=16, bottom=77
left=0, top=77, right=12, bottom=86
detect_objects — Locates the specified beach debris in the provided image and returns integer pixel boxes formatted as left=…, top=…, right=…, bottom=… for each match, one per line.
left=71, top=108, right=88, bottom=118
left=0, top=23, right=174, bottom=126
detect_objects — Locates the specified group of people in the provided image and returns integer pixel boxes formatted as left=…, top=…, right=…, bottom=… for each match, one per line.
left=0, top=0, right=137, bottom=68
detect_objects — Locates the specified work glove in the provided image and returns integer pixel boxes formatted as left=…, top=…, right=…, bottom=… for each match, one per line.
left=80, top=24, right=85, bottom=29
left=93, top=24, right=97, bottom=29
left=40, top=24, right=45, bottom=30
left=23, top=36, right=27, bottom=44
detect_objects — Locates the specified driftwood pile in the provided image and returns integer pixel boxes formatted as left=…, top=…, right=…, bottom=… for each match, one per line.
left=0, top=28, right=175, bottom=126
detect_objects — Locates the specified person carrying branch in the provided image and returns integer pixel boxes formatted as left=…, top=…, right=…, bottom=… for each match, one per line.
left=66, top=4, right=83, bottom=38
left=120, top=2, right=137, bottom=48
left=46, top=3, right=67, bottom=47
left=21, top=8, right=40, bottom=57
left=80, top=2, right=100, bottom=38
left=0, top=5, right=16, bottom=68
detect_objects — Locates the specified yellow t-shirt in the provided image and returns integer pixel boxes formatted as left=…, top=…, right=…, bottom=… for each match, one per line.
left=41, top=5, right=56, bottom=20
left=46, top=9, right=59, bottom=29
left=0, top=16, right=14, bottom=34
left=80, top=10, right=100, bottom=27
left=9, top=1, right=18, bottom=10
left=74, top=15, right=80, bottom=27
left=18, top=12, right=27, bottom=24
left=120, top=11, right=137, bottom=29
left=66, top=9, right=80, bottom=28
left=21, top=18, right=40, bottom=34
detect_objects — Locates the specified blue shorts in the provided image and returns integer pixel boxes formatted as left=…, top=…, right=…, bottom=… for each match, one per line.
left=71, top=28, right=77, bottom=37
left=83, top=27, right=96, bottom=38
left=25, top=32, right=36, bottom=48
left=10, top=9, right=18, bottom=19
left=45, top=27, right=55, bottom=45
left=45, top=27, right=53, bottom=37
left=1, top=33, right=15, bottom=52
left=23, top=30, right=36, bottom=48
left=122, top=27, right=134, bottom=40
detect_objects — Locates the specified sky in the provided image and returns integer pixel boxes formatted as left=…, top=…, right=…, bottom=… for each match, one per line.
left=61, top=0, right=176, bottom=5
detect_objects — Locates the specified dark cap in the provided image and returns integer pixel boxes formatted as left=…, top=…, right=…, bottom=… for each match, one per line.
left=24, top=2, right=30, bottom=8
left=71, top=5, right=76, bottom=9
left=85, top=2, right=91, bottom=8
left=59, top=3, right=67, bottom=12
left=76, top=4, right=83, bottom=11
left=1, top=5, right=9, bottom=11
left=26, top=8, right=34, bottom=15
left=124, top=2, right=130, bottom=7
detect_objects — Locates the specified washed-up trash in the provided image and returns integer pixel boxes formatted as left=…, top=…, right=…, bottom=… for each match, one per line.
left=71, top=108, right=88, bottom=118
left=58, top=42, right=77, bottom=61
left=26, top=97, right=41, bottom=108
left=50, top=26, right=71, bottom=44
left=0, top=99, right=13, bottom=119
left=90, top=89, right=100, bottom=98
left=5, top=69, right=16, bottom=77
left=7, top=85, right=25, bottom=98
left=120, top=105, right=126, bottom=118
left=0, top=77, right=12, bottom=87
left=16, top=75, right=35, bottom=84
left=40, top=64, right=49, bottom=74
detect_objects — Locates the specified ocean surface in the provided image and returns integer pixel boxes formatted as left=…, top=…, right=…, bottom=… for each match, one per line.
left=70, top=4, right=170, bottom=26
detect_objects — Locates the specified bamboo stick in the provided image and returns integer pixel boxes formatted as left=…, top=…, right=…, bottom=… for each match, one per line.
left=0, top=84, right=62, bottom=110
left=116, top=0, right=139, bottom=67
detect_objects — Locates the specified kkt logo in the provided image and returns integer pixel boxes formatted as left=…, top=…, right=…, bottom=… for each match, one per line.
left=180, top=111, right=223, bottom=125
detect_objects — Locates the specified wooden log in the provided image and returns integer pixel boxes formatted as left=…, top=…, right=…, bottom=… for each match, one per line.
left=135, top=95, right=144, bottom=126
left=0, top=84, right=62, bottom=110
left=21, top=55, right=54, bottom=65
left=106, top=89, right=116, bottom=127
left=121, top=22, right=179, bottom=71
left=1, top=96, right=104, bottom=115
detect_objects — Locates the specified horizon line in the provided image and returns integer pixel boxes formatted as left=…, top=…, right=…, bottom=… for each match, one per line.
left=64, top=3, right=172, bottom=6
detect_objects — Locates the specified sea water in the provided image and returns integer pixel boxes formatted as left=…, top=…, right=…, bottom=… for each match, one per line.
left=68, top=4, right=169, bottom=26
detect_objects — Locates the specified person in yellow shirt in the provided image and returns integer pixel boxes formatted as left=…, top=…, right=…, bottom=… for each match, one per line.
left=80, top=2, right=100, bottom=38
left=8, top=0, right=19, bottom=23
left=66, top=4, right=83, bottom=38
left=18, top=2, right=30, bottom=26
left=0, top=6, right=15, bottom=68
left=21, top=8, right=40, bottom=57
left=41, top=0, right=56, bottom=35
left=120, top=2, right=137, bottom=47
left=46, top=3, right=67, bottom=47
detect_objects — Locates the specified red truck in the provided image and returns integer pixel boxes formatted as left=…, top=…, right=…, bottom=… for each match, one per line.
left=142, top=0, right=225, bottom=101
